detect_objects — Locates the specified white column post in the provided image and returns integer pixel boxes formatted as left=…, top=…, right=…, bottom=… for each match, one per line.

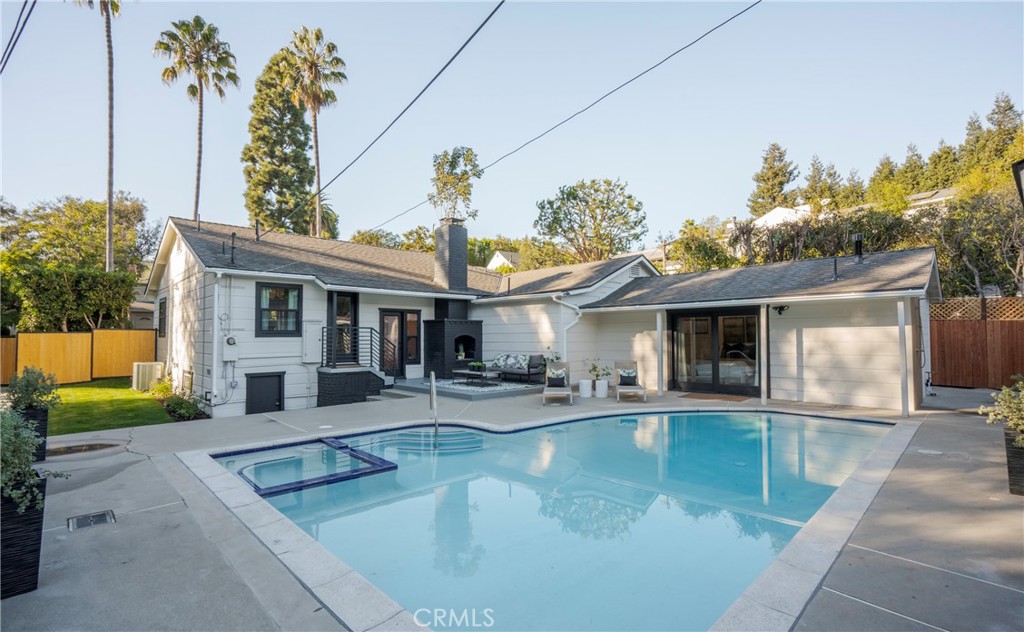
left=760, top=304, right=769, bottom=405
left=656, top=310, right=664, bottom=397
left=920, top=299, right=934, bottom=396
left=897, top=299, right=909, bottom=417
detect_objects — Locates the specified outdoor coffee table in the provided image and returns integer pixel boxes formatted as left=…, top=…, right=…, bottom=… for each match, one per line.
left=451, top=369, right=502, bottom=387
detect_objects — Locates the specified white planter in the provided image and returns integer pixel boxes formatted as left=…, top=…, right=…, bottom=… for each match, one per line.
left=594, top=379, right=609, bottom=398
left=578, top=380, right=593, bottom=398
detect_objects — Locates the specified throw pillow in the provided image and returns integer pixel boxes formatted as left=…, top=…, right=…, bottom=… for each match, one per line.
left=546, top=367, right=565, bottom=379
left=547, top=376, right=565, bottom=387
left=513, top=354, right=529, bottom=370
left=492, top=353, right=510, bottom=368
left=618, top=368, right=637, bottom=386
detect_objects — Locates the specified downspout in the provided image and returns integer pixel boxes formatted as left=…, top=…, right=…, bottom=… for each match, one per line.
left=551, top=293, right=581, bottom=362
left=212, top=272, right=221, bottom=404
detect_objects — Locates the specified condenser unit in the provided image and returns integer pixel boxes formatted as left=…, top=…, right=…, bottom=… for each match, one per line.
left=132, top=362, right=164, bottom=391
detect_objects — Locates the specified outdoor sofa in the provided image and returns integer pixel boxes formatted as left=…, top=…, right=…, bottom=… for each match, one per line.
left=487, top=353, right=546, bottom=383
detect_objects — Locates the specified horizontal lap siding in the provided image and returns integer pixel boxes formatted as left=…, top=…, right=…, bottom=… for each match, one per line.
left=472, top=301, right=560, bottom=359
left=769, top=300, right=902, bottom=410
left=594, top=312, right=663, bottom=391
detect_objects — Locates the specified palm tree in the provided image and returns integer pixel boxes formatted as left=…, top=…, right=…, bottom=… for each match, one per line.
left=154, top=16, right=239, bottom=221
left=281, top=27, right=347, bottom=238
left=75, top=0, right=120, bottom=272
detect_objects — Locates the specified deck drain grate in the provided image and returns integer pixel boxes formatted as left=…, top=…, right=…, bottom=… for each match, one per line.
left=67, top=510, right=116, bottom=532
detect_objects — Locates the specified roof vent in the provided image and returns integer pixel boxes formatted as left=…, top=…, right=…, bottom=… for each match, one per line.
left=629, top=264, right=642, bottom=278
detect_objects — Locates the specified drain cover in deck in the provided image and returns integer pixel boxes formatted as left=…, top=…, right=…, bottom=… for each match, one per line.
left=67, top=510, right=116, bottom=531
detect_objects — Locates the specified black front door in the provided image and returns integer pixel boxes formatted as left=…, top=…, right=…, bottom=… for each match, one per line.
left=380, top=311, right=404, bottom=378
left=329, top=292, right=359, bottom=364
left=246, top=372, right=284, bottom=414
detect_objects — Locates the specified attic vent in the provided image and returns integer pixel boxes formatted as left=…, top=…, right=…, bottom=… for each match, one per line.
left=629, top=264, right=642, bottom=278
left=175, top=237, right=183, bottom=254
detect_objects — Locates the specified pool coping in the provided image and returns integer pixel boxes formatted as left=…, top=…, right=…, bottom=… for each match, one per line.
left=177, top=405, right=915, bottom=632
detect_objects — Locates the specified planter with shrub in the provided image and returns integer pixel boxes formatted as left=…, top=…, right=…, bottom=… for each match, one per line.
left=147, top=376, right=209, bottom=422
left=1, top=409, right=67, bottom=599
left=980, top=374, right=1024, bottom=496
left=6, top=368, right=61, bottom=462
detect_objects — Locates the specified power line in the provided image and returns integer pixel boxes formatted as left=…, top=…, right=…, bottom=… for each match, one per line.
left=0, top=1, right=28, bottom=69
left=0, top=0, right=36, bottom=76
left=369, top=0, right=763, bottom=232
left=265, top=0, right=506, bottom=235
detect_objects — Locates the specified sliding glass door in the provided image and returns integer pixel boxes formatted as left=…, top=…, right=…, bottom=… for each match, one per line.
left=672, top=309, right=760, bottom=396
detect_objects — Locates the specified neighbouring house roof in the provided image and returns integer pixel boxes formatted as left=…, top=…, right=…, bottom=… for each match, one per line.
left=483, top=256, right=654, bottom=299
left=494, top=250, right=521, bottom=266
left=581, top=247, right=941, bottom=310
left=157, top=218, right=500, bottom=297
left=752, top=205, right=811, bottom=228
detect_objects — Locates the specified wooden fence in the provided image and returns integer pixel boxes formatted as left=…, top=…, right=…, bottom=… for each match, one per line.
left=1, top=330, right=157, bottom=385
left=930, top=298, right=1024, bottom=389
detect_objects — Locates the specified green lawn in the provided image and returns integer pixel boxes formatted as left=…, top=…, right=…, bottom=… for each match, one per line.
left=49, top=378, right=174, bottom=435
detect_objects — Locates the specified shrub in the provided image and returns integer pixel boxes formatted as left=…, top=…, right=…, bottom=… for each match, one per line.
left=146, top=375, right=174, bottom=400
left=162, top=393, right=204, bottom=421
left=1, top=410, right=67, bottom=513
left=6, top=367, right=61, bottom=411
left=980, top=374, right=1024, bottom=448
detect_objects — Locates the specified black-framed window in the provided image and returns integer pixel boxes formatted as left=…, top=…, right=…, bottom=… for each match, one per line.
left=158, top=298, right=167, bottom=337
left=256, top=283, right=302, bottom=337
left=405, top=312, right=420, bottom=364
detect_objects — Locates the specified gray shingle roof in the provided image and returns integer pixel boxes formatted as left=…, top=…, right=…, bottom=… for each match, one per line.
left=487, top=256, right=644, bottom=298
left=170, top=218, right=501, bottom=296
left=581, top=248, right=938, bottom=309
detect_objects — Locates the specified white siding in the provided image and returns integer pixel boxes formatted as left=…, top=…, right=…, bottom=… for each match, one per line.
left=470, top=300, right=560, bottom=359
left=594, top=311, right=665, bottom=391
left=769, top=299, right=906, bottom=410
left=157, top=234, right=207, bottom=405
left=357, top=295, right=434, bottom=380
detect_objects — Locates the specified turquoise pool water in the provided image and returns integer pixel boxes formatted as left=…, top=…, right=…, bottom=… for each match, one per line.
left=216, top=412, right=888, bottom=631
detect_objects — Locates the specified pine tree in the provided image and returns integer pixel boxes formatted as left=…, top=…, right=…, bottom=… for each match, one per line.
left=922, top=140, right=959, bottom=190
left=800, top=155, right=842, bottom=213
left=896, top=144, right=926, bottom=193
left=747, top=143, right=799, bottom=217
left=983, top=92, right=1022, bottom=163
left=833, top=169, right=866, bottom=210
left=241, top=49, right=314, bottom=233
left=958, top=113, right=986, bottom=176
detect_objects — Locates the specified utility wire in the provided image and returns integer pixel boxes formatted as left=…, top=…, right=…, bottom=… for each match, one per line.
left=265, top=0, right=506, bottom=235
left=0, top=0, right=36, bottom=76
left=370, top=0, right=763, bottom=232
left=0, top=1, right=28, bottom=70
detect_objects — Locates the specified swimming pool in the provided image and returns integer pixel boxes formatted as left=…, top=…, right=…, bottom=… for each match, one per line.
left=214, top=412, right=888, bottom=631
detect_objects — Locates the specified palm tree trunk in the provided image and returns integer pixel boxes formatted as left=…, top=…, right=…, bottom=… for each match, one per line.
left=193, top=84, right=204, bottom=221
left=103, top=2, right=114, bottom=272
left=312, top=109, right=321, bottom=238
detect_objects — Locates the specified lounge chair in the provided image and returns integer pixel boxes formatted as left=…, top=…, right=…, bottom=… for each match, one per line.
left=614, top=360, right=647, bottom=402
left=542, top=362, right=573, bottom=406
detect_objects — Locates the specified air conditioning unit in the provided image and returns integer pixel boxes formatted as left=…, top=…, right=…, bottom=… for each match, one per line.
left=132, top=362, right=165, bottom=391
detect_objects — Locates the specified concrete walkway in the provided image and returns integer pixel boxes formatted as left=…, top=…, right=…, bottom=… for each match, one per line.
left=1, top=387, right=1021, bottom=631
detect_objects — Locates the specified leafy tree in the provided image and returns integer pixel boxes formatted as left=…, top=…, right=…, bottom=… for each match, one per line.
left=350, top=228, right=401, bottom=249
left=671, top=218, right=735, bottom=272
left=747, top=142, right=799, bottom=217
left=11, top=265, right=136, bottom=332
left=896, top=144, right=926, bottom=193
left=74, top=0, right=121, bottom=272
left=401, top=225, right=434, bottom=253
left=865, top=155, right=909, bottom=212
left=534, top=178, right=647, bottom=263
left=154, top=16, right=239, bottom=221
left=517, top=238, right=573, bottom=271
left=922, top=140, right=959, bottom=190
left=241, top=49, right=314, bottom=235
left=429, top=146, right=483, bottom=222
left=800, top=156, right=842, bottom=214
left=280, top=26, right=347, bottom=238
left=1, top=194, right=158, bottom=272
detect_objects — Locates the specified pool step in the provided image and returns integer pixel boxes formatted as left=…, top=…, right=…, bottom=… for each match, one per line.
left=387, top=430, right=484, bottom=453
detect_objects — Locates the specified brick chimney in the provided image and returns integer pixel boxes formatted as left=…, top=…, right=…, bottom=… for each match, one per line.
left=434, top=217, right=468, bottom=290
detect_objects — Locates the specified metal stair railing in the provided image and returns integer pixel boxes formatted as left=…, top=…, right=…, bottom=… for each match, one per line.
left=322, top=326, right=398, bottom=378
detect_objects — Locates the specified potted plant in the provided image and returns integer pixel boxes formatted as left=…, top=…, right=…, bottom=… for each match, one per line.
left=591, top=362, right=612, bottom=399
left=6, top=367, right=61, bottom=462
left=456, top=343, right=466, bottom=360
left=980, top=374, right=1024, bottom=496
left=1, top=409, right=67, bottom=598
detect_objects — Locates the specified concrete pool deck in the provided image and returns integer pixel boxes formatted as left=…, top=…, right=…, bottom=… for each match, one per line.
left=1, top=387, right=1021, bottom=631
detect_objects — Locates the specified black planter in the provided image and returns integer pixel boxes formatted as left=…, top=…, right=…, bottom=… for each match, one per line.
left=1, top=479, right=46, bottom=599
left=1004, top=428, right=1024, bottom=496
left=19, top=408, right=48, bottom=463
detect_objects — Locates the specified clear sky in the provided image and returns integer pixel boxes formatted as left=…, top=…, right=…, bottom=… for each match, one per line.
left=2, top=1, right=1022, bottom=247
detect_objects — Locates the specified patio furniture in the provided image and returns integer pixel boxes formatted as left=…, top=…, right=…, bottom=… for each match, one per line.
left=488, top=353, right=546, bottom=383
left=542, top=362, right=572, bottom=406
left=614, top=361, right=647, bottom=402
left=451, top=368, right=502, bottom=387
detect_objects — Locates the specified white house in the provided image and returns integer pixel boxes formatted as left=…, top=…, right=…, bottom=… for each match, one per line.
left=485, top=250, right=520, bottom=271
left=148, top=216, right=940, bottom=418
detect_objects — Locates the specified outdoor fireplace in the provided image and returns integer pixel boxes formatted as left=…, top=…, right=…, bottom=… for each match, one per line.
left=425, top=300, right=482, bottom=379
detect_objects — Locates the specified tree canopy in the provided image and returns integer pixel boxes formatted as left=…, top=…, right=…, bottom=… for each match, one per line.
left=747, top=143, right=799, bottom=217
left=429, top=146, right=483, bottom=222
left=534, top=178, right=647, bottom=263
